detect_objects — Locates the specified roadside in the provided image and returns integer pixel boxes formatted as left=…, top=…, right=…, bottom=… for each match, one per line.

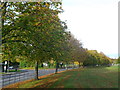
left=2, top=68, right=72, bottom=88
left=2, top=66, right=118, bottom=88
left=19, top=66, right=56, bottom=70
left=1, top=70, right=28, bottom=75
left=1, top=67, right=75, bottom=87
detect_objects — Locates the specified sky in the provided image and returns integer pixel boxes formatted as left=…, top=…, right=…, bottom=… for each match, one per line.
left=59, top=0, right=118, bottom=59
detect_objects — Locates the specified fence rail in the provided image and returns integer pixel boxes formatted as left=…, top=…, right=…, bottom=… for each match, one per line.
left=2, top=71, right=36, bottom=87
left=1, top=67, right=78, bottom=87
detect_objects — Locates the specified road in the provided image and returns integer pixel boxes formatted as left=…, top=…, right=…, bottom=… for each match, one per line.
left=0, top=68, right=75, bottom=88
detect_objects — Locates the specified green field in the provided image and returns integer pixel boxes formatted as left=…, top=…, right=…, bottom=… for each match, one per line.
left=5, top=66, right=118, bottom=88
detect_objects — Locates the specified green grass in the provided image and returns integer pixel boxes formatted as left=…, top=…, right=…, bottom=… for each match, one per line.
left=49, top=66, right=118, bottom=88
left=0, top=72, right=7, bottom=74
left=20, top=66, right=55, bottom=70
left=0, top=70, right=21, bottom=74
left=8, top=69, right=21, bottom=72
left=7, top=66, right=118, bottom=88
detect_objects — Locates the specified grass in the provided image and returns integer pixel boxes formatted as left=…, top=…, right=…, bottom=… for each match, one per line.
left=0, top=70, right=21, bottom=74
left=20, top=66, right=55, bottom=70
left=0, top=72, right=6, bottom=74
left=8, top=69, right=21, bottom=72
left=3, top=66, right=118, bottom=88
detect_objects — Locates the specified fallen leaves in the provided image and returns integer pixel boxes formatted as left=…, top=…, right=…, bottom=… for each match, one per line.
left=2, top=69, right=68, bottom=89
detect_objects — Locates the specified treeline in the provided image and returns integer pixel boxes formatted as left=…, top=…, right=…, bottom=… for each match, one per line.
left=1, top=1, right=83, bottom=79
left=1, top=1, right=113, bottom=80
left=83, top=50, right=112, bottom=67
left=19, top=49, right=113, bottom=68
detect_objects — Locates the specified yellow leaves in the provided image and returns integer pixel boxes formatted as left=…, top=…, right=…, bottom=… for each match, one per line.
left=1, top=16, right=6, bottom=20
left=45, top=3, right=50, bottom=7
left=33, top=6, right=41, bottom=10
left=16, top=58, right=20, bottom=62
left=34, top=22, right=41, bottom=26
left=24, top=13, right=29, bottom=16
left=50, top=60, right=54, bottom=64
left=34, top=22, right=39, bottom=26
left=46, top=31, right=49, bottom=35
left=33, top=6, right=37, bottom=10
left=37, top=7, right=41, bottom=10
left=74, top=61, right=79, bottom=65
left=48, top=20, right=51, bottom=23
left=0, top=4, right=3, bottom=8
left=19, top=13, right=29, bottom=17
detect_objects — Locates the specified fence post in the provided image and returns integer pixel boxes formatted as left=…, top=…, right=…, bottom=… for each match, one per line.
left=14, top=74, right=15, bottom=83
left=18, top=73, right=20, bottom=81
left=27, top=72, right=28, bottom=79
left=9, top=74, right=10, bottom=85
left=2, top=75, right=4, bottom=87
left=15, top=74, right=16, bottom=83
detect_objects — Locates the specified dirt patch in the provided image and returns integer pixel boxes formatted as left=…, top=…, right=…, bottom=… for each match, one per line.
left=35, top=79, right=58, bottom=88
left=32, top=74, right=63, bottom=88
left=30, top=71, right=72, bottom=88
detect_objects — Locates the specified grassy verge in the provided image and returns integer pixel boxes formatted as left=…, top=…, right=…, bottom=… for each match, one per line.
left=0, top=72, right=6, bottom=74
left=20, top=67, right=55, bottom=70
left=8, top=70, right=21, bottom=72
left=3, top=66, right=118, bottom=88
left=0, top=70, right=21, bottom=74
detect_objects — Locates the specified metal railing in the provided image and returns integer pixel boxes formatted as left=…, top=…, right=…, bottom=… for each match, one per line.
left=2, top=71, right=35, bottom=87
left=1, top=67, right=78, bottom=87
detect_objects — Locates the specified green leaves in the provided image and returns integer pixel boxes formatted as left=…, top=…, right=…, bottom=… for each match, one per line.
left=83, top=50, right=112, bottom=66
left=2, top=2, right=69, bottom=64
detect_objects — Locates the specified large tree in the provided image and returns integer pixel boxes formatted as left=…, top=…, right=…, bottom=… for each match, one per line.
left=66, top=35, right=87, bottom=68
left=1, top=1, right=70, bottom=79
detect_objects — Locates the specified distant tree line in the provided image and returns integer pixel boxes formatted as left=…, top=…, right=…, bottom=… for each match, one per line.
left=83, top=50, right=112, bottom=67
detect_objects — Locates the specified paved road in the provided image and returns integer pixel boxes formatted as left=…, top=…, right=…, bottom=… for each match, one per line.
left=0, top=68, right=76, bottom=88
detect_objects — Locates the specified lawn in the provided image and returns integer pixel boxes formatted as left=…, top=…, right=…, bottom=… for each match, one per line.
left=3, top=66, right=118, bottom=88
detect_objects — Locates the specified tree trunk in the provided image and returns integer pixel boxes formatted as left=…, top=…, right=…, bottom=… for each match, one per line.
left=55, top=62, right=59, bottom=74
left=35, top=61, right=39, bottom=80
left=2, top=64, right=4, bottom=72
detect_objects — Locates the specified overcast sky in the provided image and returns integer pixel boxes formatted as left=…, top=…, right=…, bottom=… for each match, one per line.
left=59, top=0, right=118, bottom=59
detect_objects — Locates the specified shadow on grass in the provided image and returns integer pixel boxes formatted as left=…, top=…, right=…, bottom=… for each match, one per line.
left=3, top=66, right=118, bottom=88
left=17, top=73, right=63, bottom=88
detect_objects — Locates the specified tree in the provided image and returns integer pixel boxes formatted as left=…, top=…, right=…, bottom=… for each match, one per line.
left=83, top=50, right=112, bottom=66
left=2, top=1, right=71, bottom=79
left=66, top=35, right=86, bottom=68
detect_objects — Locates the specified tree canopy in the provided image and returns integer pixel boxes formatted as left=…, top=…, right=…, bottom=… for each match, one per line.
left=1, top=1, right=113, bottom=80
